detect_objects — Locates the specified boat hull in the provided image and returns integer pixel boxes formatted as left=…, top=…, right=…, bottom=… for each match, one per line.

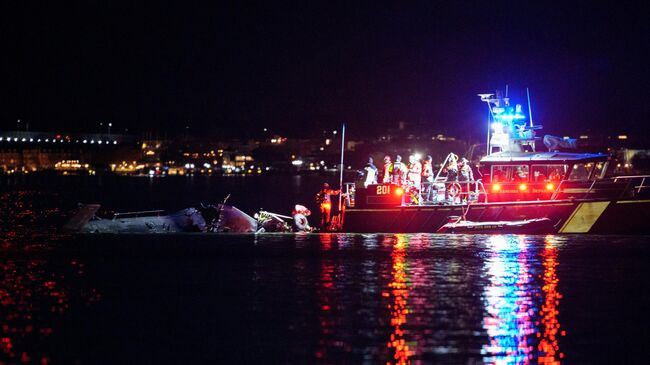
left=342, top=199, right=650, bottom=234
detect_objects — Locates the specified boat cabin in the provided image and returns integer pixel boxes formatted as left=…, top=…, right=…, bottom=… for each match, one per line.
left=478, top=151, right=610, bottom=201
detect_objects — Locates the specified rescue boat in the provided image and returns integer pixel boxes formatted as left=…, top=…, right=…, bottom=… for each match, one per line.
left=341, top=91, right=650, bottom=234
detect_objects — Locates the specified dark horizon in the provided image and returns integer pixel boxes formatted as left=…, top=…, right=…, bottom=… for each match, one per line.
left=1, top=2, right=648, bottom=140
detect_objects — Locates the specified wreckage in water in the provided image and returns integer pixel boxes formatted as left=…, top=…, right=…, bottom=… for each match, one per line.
left=64, top=203, right=310, bottom=234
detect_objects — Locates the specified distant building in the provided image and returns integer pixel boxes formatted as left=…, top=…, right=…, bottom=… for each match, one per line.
left=0, top=131, right=137, bottom=173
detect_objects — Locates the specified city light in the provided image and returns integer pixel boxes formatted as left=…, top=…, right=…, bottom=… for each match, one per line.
left=291, top=159, right=303, bottom=166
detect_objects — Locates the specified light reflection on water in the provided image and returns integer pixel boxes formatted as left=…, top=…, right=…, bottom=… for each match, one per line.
left=2, top=182, right=648, bottom=363
left=307, top=233, right=566, bottom=364
left=0, top=259, right=100, bottom=364
left=1, top=190, right=570, bottom=364
left=386, top=235, right=412, bottom=364
left=1, top=191, right=100, bottom=364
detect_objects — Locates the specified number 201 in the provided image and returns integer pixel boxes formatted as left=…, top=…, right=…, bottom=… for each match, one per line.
left=376, top=185, right=391, bottom=195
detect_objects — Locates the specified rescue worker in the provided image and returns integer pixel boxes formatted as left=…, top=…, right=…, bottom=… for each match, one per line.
left=549, top=168, right=561, bottom=182
left=444, top=153, right=459, bottom=202
left=422, top=155, right=434, bottom=202
left=382, top=155, right=392, bottom=183
left=391, top=155, right=406, bottom=185
left=315, top=183, right=340, bottom=230
left=515, top=166, right=528, bottom=181
left=459, top=158, right=474, bottom=182
left=364, top=156, right=378, bottom=187
left=445, top=153, right=459, bottom=182
left=407, top=155, right=422, bottom=204
left=407, top=155, right=422, bottom=187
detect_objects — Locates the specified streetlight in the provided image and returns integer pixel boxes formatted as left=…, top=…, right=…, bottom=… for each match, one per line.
left=108, top=123, right=112, bottom=135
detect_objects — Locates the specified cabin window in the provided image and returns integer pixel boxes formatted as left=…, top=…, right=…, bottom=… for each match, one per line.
left=531, top=164, right=567, bottom=182
left=592, top=162, right=606, bottom=179
left=491, top=165, right=529, bottom=182
left=568, top=163, right=593, bottom=180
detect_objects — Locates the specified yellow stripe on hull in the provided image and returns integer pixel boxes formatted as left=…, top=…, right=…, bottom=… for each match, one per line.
left=559, top=201, right=610, bottom=233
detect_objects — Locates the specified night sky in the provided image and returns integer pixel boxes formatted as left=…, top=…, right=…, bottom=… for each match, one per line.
left=1, top=2, right=648, bottom=140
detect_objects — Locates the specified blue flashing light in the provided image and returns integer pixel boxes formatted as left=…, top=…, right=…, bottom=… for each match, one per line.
left=494, top=113, right=526, bottom=122
left=491, top=122, right=504, bottom=132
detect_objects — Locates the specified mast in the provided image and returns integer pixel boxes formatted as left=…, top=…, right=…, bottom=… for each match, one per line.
left=478, top=93, right=496, bottom=155
left=526, top=88, right=534, bottom=128
left=487, top=108, right=491, bottom=155
left=338, top=123, right=346, bottom=213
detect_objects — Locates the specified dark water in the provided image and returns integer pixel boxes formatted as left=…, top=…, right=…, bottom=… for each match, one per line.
left=1, top=177, right=649, bottom=364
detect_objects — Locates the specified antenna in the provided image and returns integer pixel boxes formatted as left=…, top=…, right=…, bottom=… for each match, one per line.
left=526, top=88, right=534, bottom=127
left=338, top=123, right=346, bottom=213
left=478, top=94, right=496, bottom=155
left=478, top=93, right=493, bottom=101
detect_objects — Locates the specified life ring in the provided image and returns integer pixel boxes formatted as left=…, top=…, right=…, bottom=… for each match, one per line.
left=447, top=182, right=462, bottom=198
left=293, top=213, right=311, bottom=232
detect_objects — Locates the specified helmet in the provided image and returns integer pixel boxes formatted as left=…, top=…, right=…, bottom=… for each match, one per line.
left=384, top=155, right=391, bottom=162
left=395, top=155, right=402, bottom=162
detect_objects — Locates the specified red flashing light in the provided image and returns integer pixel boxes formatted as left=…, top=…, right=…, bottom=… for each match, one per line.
left=546, top=183, right=555, bottom=191
left=519, top=184, right=527, bottom=191
left=395, top=187, right=404, bottom=196
left=492, top=184, right=501, bottom=192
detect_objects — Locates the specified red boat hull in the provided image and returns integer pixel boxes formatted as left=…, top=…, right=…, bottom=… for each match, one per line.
left=342, top=199, right=650, bottom=234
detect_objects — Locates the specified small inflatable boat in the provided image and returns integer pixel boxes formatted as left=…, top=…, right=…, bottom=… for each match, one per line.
left=436, top=217, right=554, bottom=234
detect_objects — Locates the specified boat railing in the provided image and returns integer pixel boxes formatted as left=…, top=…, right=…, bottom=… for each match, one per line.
left=344, top=182, right=356, bottom=207
left=550, top=175, right=650, bottom=200
left=342, top=180, right=487, bottom=208
left=612, top=175, right=650, bottom=196
left=413, top=179, right=488, bottom=205
left=112, top=210, right=165, bottom=220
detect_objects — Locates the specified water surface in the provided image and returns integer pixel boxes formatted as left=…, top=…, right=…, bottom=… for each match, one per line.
left=1, top=180, right=649, bottom=364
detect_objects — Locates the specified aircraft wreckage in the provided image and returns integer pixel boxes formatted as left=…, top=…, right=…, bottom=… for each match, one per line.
left=64, top=199, right=313, bottom=234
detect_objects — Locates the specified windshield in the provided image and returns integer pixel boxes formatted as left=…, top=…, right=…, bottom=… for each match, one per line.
left=491, top=165, right=529, bottom=182
left=531, top=164, right=567, bottom=182
left=568, top=163, right=593, bottom=180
